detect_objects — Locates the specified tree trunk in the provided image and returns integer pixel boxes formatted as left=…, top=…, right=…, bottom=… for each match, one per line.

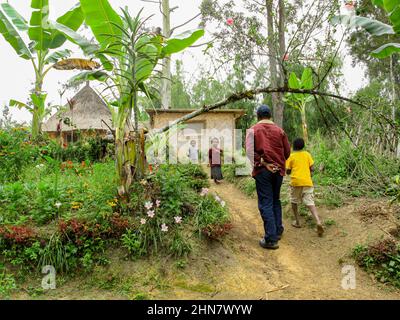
left=31, top=75, right=44, bottom=139
left=266, top=0, right=286, bottom=127
left=390, top=54, right=400, bottom=157
left=115, top=125, right=147, bottom=199
left=266, top=0, right=280, bottom=123
left=300, top=106, right=308, bottom=144
left=31, top=109, right=41, bottom=140
left=161, top=0, right=172, bottom=110
left=275, top=0, right=286, bottom=128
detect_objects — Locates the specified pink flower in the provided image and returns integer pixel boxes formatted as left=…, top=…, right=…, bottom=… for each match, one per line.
left=147, top=210, right=155, bottom=218
left=174, top=216, right=182, bottom=224
left=156, top=200, right=161, bottom=208
left=200, top=188, right=209, bottom=196
left=345, top=2, right=355, bottom=10
left=215, top=195, right=221, bottom=202
left=161, top=223, right=168, bottom=232
left=283, top=53, right=289, bottom=61
left=226, top=18, right=234, bottom=26
left=144, top=201, right=153, bottom=210
left=140, top=218, right=146, bottom=225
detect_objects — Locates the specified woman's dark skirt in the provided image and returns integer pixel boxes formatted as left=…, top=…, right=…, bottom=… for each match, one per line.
left=211, top=166, right=223, bottom=181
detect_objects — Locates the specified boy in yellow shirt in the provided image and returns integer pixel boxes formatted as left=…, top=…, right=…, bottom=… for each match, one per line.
left=286, top=138, right=324, bottom=237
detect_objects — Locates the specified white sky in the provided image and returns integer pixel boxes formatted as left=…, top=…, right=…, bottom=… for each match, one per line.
left=0, top=0, right=367, bottom=124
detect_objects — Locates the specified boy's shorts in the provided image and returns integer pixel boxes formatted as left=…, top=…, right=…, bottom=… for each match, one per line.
left=290, top=186, right=315, bottom=206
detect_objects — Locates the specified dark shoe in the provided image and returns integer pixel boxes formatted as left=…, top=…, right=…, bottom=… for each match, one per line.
left=277, top=234, right=283, bottom=241
left=317, top=224, right=324, bottom=237
left=259, top=238, right=279, bottom=250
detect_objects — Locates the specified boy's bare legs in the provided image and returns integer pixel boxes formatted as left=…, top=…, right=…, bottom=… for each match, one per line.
left=291, top=203, right=301, bottom=228
left=307, top=205, right=324, bottom=236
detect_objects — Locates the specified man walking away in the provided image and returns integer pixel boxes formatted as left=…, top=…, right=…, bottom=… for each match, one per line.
left=246, top=105, right=291, bottom=250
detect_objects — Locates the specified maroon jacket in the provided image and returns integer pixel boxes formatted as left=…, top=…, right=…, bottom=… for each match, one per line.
left=209, top=148, right=223, bottom=167
left=245, top=120, right=291, bottom=177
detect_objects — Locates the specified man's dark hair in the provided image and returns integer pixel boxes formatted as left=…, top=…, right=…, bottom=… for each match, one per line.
left=293, top=138, right=305, bottom=151
left=256, top=104, right=272, bottom=119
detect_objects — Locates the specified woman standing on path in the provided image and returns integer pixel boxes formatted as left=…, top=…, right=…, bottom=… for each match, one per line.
left=208, top=137, right=224, bottom=184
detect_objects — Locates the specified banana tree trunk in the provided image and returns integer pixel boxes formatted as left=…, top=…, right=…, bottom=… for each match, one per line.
left=31, top=64, right=45, bottom=140
left=31, top=108, right=41, bottom=139
left=300, top=106, right=308, bottom=144
left=115, top=124, right=147, bottom=200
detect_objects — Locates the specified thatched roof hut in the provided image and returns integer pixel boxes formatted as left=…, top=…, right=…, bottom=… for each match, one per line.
left=42, top=83, right=113, bottom=135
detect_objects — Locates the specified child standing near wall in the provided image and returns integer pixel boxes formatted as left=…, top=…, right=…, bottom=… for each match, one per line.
left=286, top=138, right=324, bottom=237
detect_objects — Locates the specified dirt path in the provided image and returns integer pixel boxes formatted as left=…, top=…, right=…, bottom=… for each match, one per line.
left=202, top=179, right=400, bottom=299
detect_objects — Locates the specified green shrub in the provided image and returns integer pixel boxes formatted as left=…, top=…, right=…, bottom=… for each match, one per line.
left=0, top=128, right=41, bottom=183
left=222, top=165, right=256, bottom=197
left=121, top=229, right=146, bottom=258
left=0, top=264, right=17, bottom=299
left=168, top=229, right=192, bottom=257
left=353, top=239, right=400, bottom=288
left=175, top=164, right=209, bottom=192
left=39, top=233, right=70, bottom=273
left=194, top=193, right=229, bottom=233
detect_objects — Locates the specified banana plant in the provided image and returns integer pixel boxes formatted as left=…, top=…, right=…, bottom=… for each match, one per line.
left=53, top=0, right=204, bottom=197
left=0, top=1, right=85, bottom=139
left=332, top=0, right=400, bottom=58
left=285, top=68, right=314, bottom=143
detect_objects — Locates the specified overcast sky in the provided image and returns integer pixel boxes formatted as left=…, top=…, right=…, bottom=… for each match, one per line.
left=0, top=0, right=366, bottom=124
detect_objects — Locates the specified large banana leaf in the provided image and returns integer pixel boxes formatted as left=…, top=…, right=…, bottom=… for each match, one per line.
left=44, top=49, right=72, bottom=64
left=300, top=68, right=313, bottom=90
left=50, top=21, right=99, bottom=56
left=161, top=29, right=205, bottom=57
left=9, top=99, right=33, bottom=112
left=384, top=0, right=399, bottom=12
left=0, top=9, right=32, bottom=59
left=97, top=53, right=113, bottom=71
left=332, top=15, right=395, bottom=36
left=48, top=4, right=84, bottom=49
left=28, top=0, right=52, bottom=51
left=288, top=72, right=300, bottom=89
left=0, top=3, right=28, bottom=31
left=135, top=35, right=162, bottom=83
left=385, top=0, right=400, bottom=34
left=371, top=42, right=400, bottom=58
left=79, top=0, right=123, bottom=51
left=68, top=70, right=109, bottom=85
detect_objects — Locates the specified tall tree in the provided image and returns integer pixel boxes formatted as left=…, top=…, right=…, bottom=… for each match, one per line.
left=143, top=0, right=201, bottom=109
left=161, top=0, right=172, bottom=109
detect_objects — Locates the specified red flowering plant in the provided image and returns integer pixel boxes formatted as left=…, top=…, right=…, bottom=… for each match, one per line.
left=58, top=214, right=131, bottom=244
left=201, top=223, right=233, bottom=240
left=0, top=225, right=37, bottom=246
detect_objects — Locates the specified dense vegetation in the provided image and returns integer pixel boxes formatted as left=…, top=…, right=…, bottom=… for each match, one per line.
left=0, top=128, right=230, bottom=298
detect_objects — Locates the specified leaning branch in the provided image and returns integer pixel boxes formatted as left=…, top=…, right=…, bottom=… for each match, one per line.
left=152, top=87, right=387, bottom=135
left=170, top=13, right=202, bottom=36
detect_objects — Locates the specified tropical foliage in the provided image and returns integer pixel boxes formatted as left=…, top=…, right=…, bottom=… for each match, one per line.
left=0, top=1, right=85, bottom=138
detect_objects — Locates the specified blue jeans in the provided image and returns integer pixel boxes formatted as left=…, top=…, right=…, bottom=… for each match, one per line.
left=254, top=168, right=284, bottom=243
